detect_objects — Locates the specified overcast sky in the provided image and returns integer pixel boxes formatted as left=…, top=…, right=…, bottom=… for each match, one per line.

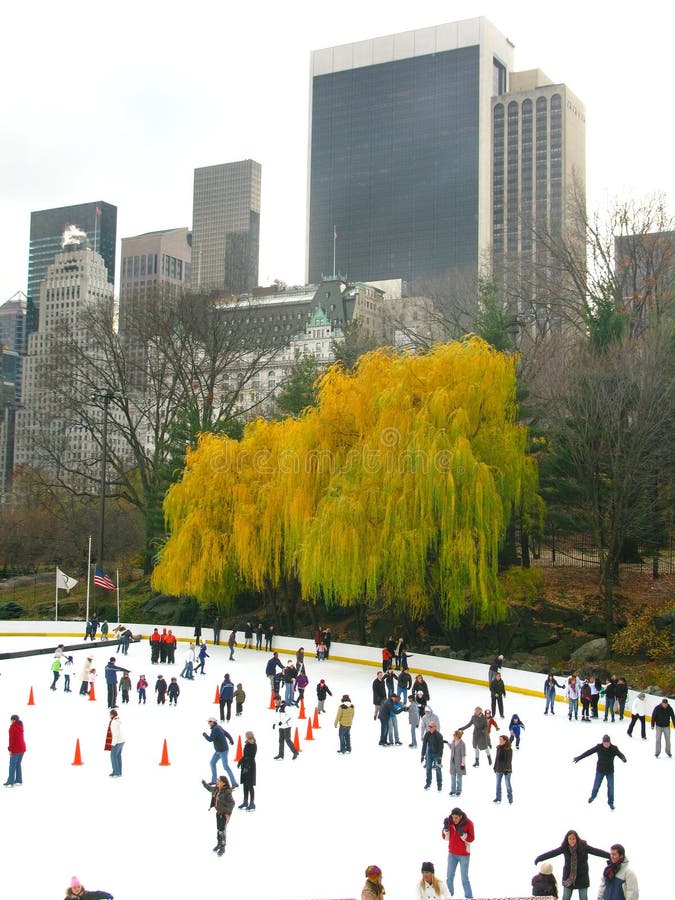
left=1, top=0, right=672, bottom=300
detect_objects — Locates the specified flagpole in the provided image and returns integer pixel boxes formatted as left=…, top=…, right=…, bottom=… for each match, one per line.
left=55, top=566, right=58, bottom=622
left=85, top=535, right=92, bottom=628
left=116, top=569, right=120, bottom=623
left=332, top=225, right=337, bottom=277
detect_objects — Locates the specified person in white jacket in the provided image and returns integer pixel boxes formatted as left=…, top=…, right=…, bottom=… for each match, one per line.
left=628, top=692, right=647, bottom=741
left=626, top=693, right=647, bottom=740
left=416, top=861, right=451, bottom=899
left=597, top=843, right=639, bottom=900
left=108, top=709, right=125, bottom=777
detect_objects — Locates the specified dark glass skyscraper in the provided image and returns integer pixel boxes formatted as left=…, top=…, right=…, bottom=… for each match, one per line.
left=307, top=19, right=514, bottom=287
left=27, top=201, right=117, bottom=334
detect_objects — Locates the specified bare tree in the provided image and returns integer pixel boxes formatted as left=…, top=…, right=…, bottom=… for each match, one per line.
left=23, top=287, right=286, bottom=571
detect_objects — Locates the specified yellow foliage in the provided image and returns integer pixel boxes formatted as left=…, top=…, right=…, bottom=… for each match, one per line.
left=152, top=338, right=539, bottom=625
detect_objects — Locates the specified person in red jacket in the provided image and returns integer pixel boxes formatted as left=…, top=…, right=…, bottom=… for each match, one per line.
left=5, top=714, right=26, bottom=787
left=442, top=806, right=474, bottom=897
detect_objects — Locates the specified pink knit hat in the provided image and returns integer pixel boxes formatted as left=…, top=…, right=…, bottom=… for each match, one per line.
left=71, top=877, right=81, bottom=889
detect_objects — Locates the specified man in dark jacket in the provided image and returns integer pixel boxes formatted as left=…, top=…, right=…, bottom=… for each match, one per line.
left=651, top=697, right=675, bottom=757
left=421, top=721, right=444, bottom=790
left=265, top=652, right=284, bottom=695
left=574, top=735, right=627, bottom=809
left=203, top=718, right=238, bottom=787
left=219, top=674, right=235, bottom=721
left=104, top=657, right=129, bottom=709
left=372, top=671, right=386, bottom=720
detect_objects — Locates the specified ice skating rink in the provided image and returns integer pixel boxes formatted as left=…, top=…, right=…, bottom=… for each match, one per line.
left=0, top=626, right=668, bottom=898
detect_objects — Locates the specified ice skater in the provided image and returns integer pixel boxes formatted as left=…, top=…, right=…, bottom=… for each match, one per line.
left=574, top=734, right=627, bottom=810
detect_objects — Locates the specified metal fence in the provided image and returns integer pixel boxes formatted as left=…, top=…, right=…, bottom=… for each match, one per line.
left=524, top=533, right=675, bottom=575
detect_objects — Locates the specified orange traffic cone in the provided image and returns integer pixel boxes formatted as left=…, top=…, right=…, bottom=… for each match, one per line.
left=298, top=697, right=306, bottom=719
left=27, top=687, right=35, bottom=706
left=312, top=708, right=320, bottom=729
left=159, top=739, right=171, bottom=766
left=89, top=682, right=96, bottom=701
left=269, top=690, right=276, bottom=710
left=293, top=727, right=302, bottom=752
left=72, top=738, right=83, bottom=766
left=214, top=685, right=221, bottom=703
left=305, top=719, right=314, bottom=741
left=235, top=735, right=243, bottom=762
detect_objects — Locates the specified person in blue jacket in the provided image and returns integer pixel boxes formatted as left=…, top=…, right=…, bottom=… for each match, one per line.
left=508, top=713, right=526, bottom=749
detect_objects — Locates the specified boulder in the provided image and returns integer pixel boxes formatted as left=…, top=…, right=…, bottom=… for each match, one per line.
left=570, top=638, right=608, bottom=661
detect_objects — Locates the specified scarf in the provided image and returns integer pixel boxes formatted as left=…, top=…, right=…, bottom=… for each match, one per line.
left=563, top=846, right=577, bottom=888
left=104, top=723, right=113, bottom=751
left=603, top=860, right=621, bottom=881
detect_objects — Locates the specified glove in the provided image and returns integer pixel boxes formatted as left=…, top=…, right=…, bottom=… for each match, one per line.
left=273, top=723, right=277, bottom=729
left=460, top=766, right=466, bottom=774
left=573, top=757, right=579, bottom=763
left=202, top=732, right=208, bottom=739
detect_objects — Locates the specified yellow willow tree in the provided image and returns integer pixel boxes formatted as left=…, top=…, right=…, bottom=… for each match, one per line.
left=152, top=338, right=541, bottom=627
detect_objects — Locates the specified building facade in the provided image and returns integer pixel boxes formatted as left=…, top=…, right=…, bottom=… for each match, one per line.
left=191, top=160, right=261, bottom=295
left=14, top=237, right=118, bottom=480
left=0, top=293, right=27, bottom=495
left=119, top=227, right=192, bottom=329
left=306, top=18, right=514, bottom=287
left=27, top=201, right=117, bottom=335
left=491, top=70, right=586, bottom=324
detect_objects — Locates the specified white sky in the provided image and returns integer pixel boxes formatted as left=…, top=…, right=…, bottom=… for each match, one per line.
left=1, top=0, right=673, bottom=300
left=0, top=630, right=666, bottom=898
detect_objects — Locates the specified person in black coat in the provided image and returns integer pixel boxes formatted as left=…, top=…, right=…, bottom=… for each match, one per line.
left=535, top=830, right=609, bottom=900
left=372, top=672, right=386, bottom=719
left=574, top=736, right=627, bottom=809
left=237, top=730, right=257, bottom=810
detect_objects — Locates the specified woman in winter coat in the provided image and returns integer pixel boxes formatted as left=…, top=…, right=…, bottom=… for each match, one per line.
left=493, top=733, right=513, bottom=804
left=6, top=714, right=26, bottom=786
left=79, top=657, right=94, bottom=695
left=535, top=830, right=609, bottom=900
left=446, top=729, right=466, bottom=797
left=237, top=731, right=257, bottom=811
left=544, top=674, right=564, bottom=715
left=201, top=775, right=234, bottom=856
left=459, top=707, right=491, bottom=767
left=412, top=674, right=430, bottom=705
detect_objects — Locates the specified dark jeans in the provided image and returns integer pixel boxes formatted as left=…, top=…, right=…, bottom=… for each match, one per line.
left=277, top=727, right=296, bottom=758
left=220, top=699, right=233, bottom=721
left=491, top=695, right=504, bottom=717
left=107, top=683, right=117, bottom=708
left=589, top=770, right=614, bottom=805
left=627, top=714, right=646, bottom=738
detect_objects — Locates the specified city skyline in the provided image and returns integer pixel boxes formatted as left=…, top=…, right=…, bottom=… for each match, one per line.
left=1, top=0, right=673, bottom=300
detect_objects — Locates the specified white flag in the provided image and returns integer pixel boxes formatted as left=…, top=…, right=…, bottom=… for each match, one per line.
left=56, top=568, right=78, bottom=593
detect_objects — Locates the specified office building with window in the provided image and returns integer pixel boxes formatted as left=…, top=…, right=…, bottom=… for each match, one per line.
left=191, top=160, right=261, bottom=295
left=491, top=70, right=586, bottom=323
left=119, top=228, right=192, bottom=328
left=307, top=18, right=514, bottom=287
left=15, top=234, right=117, bottom=479
left=27, top=201, right=116, bottom=334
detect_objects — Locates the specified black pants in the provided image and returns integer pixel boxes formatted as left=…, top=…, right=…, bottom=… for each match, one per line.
left=220, top=699, right=232, bottom=721
left=107, top=684, right=117, bottom=707
left=491, top=695, right=504, bottom=717
left=627, top=714, right=646, bottom=738
left=277, top=728, right=296, bottom=758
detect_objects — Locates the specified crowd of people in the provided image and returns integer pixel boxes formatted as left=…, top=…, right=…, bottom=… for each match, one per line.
left=5, top=624, right=669, bottom=897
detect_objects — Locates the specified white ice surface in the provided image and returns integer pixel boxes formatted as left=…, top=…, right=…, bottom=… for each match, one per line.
left=0, top=632, right=668, bottom=899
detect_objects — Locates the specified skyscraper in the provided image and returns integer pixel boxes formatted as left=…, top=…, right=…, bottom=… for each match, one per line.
left=119, top=227, right=192, bottom=328
left=27, top=201, right=116, bottom=334
left=491, top=69, right=586, bottom=322
left=306, top=18, right=514, bottom=287
left=191, top=160, right=261, bottom=295
left=15, top=234, right=115, bottom=478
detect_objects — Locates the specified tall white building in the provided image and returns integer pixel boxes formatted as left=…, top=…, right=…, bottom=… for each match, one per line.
left=14, top=233, right=117, bottom=480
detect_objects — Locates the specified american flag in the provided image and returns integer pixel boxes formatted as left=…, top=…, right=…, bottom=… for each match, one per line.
left=93, top=566, right=115, bottom=591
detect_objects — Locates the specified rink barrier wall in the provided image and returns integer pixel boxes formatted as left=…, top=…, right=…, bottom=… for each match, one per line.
left=0, top=621, right=666, bottom=721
